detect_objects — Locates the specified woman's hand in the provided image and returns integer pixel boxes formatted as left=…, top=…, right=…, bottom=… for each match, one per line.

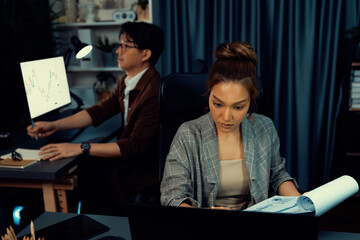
left=39, top=143, right=82, bottom=161
left=179, top=202, right=230, bottom=210
left=210, top=206, right=231, bottom=210
left=278, top=180, right=301, bottom=196
left=26, top=121, right=57, bottom=139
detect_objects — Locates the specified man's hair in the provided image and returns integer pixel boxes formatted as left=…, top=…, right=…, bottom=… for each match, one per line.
left=119, top=22, right=165, bottom=66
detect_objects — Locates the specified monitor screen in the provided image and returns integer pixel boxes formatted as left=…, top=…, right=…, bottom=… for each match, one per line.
left=20, top=56, right=71, bottom=119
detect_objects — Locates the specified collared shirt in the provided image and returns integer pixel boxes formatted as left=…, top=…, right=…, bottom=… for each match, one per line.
left=123, top=67, right=149, bottom=126
left=160, top=112, right=298, bottom=208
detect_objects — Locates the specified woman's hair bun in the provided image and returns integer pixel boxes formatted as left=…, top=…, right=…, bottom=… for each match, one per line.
left=214, top=41, right=257, bottom=65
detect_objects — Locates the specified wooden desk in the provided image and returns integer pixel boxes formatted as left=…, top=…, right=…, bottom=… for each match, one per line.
left=0, top=111, right=122, bottom=213
left=0, top=157, right=78, bottom=212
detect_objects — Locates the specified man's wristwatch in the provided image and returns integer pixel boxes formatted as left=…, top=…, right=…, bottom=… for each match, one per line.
left=81, top=142, right=91, bottom=156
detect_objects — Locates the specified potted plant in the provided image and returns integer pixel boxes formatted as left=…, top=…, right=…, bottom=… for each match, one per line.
left=131, top=0, right=150, bottom=21
left=94, top=36, right=118, bottom=67
left=94, top=72, right=116, bottom=101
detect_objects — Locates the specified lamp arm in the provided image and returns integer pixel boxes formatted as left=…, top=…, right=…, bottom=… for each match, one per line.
left=63, top=47, right=84, bottom=113
left=64, top=48, right=73, bottom=69
left=70, top=91, right=84, bottom=113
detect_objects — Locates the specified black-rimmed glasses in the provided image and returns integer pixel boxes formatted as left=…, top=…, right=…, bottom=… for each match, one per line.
left=117, top=42, right=139, bottom=52
left=11, top=150, right=22, bottom=161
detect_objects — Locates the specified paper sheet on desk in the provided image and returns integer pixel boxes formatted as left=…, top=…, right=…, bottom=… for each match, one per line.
left=0, top=148, right=47, bottom=161
left=245, top=175, right=359, bottom=216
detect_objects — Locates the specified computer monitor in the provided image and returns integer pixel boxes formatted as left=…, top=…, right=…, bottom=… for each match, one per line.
left=20, top=56, right=71, bottom=119
left=127, top=204, right=318, bottom=240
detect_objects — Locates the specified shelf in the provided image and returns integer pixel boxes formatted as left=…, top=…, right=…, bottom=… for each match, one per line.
left=54, top=20, right=152, bottom=29
left=54, top=21, right=125, bottom=28
left=346, top=152, right=360, bottom=157
left=349, top=107, right=360, bottom=112
left=352, top=62, right=360, bottom=67
left=67, top=66, right=123, bottom=72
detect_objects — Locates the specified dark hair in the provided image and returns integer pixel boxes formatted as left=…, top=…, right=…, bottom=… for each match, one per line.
left=119, top=21, right=164, bottom=66
left=206, top=41, right=259, bottom=116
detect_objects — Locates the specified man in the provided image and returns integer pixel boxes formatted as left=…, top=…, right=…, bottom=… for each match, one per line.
left=27, top=22, right=164, bottom=215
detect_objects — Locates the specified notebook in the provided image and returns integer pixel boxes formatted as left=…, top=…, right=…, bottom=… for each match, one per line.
left=127, top=204, right=318, bottom=240
left=0, top=148, right=48, bottom=168
left=0, top=158, right=37, bottom=169
left=0, top=148, right=45, bottom=161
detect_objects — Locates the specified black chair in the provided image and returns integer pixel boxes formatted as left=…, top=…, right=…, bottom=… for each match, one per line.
left=158, top=73, right=209, bottom=182
left=131, top=73, right=209, bottom=205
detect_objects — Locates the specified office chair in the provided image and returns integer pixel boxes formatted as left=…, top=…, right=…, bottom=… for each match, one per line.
left=158, top=73, right=209, bottom=182
left=133, top=73, right=209, bottom=205
left=132, top=73, right=209, bottom=205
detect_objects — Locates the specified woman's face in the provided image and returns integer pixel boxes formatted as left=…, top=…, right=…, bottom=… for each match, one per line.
left=209, top=81, right=250, bottom=134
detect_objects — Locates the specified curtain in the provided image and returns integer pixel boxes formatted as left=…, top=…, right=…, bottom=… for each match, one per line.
left=157, top=0, right=360, bottom=191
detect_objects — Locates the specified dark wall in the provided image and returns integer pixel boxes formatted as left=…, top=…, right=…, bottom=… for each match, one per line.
left=0, top=0, right=54, bottom=234
left=0, top=0, right=53, bottom=132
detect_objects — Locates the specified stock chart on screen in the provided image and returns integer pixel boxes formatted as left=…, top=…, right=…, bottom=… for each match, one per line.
left=20, top=57, right=71, bottom=119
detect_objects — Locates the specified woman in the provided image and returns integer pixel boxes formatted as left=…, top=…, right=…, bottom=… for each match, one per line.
left=160, top=42, right=300, bottom=210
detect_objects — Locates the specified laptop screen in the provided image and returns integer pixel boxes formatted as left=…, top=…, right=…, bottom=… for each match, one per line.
left=20, top=56, right=71, bottom=119
left=18, top=215, right=109, bottom=240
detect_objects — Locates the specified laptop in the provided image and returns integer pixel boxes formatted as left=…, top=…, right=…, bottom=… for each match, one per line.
left=127, top=204, right=318, bottom=240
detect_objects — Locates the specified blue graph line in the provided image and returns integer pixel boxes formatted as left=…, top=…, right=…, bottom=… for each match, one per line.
left=275, top=203, right=298, bottom=213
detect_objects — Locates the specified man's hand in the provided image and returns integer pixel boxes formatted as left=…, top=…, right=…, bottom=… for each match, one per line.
left=39, top=143, right=82, bottom=161
left=26, top=121, right=57, bottom=139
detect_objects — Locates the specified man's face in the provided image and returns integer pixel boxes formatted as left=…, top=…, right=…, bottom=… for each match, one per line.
left=116, top=33, right=145, bottom=73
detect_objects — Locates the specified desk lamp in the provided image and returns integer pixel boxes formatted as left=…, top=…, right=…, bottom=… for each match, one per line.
left=64, top=36, right=93, bottom=69
left=64, top=36, right=93, bottom=112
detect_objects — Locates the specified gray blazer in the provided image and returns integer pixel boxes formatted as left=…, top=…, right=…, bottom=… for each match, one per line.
left=160, top=112, right=297, bottom=208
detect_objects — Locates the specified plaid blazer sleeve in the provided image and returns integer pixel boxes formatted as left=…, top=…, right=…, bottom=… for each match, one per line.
left=243, top=114, right=298, bottom=206
left=160, top=113, right=218, bottom=208
left=160, top=123, right=201, bottom=207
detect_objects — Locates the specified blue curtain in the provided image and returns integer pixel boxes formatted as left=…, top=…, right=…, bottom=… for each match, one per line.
left=157, top=0, right=360, bottom=191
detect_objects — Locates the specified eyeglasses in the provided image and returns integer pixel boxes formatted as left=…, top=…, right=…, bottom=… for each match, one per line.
left=11, top=150, right=22, bottom=161
left=117, top=42, right=139, bottom=52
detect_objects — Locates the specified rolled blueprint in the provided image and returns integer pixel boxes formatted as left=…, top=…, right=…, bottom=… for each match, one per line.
left=245, top=175, right=359, bottom=216
left=298, top=175, right=359, bottom=216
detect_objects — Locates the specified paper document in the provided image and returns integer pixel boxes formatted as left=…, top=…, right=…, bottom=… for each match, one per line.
left=0, top=148, right=46, bottom=161
left=245, top=175, right=359, bottom=216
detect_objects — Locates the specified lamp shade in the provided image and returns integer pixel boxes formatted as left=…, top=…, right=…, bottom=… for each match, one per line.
left=71, top=36, right=93, bottom=59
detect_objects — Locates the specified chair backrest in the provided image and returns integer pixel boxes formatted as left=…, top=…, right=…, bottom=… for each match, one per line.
left=158, top=73, right=209, bottom=181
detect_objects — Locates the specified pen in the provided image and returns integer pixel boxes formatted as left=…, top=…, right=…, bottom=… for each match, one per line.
left=31, top=120, right=38, bottom=141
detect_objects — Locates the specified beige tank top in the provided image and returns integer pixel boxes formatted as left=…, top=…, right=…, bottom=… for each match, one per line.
left=214, top=159, right=250, bottom=210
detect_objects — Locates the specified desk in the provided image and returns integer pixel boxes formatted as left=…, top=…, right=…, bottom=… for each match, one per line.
left=17, top=212, right=132, bottom=240
left=15, top=211, right=360, bottom=240
left=0, top=111, right=122, bottom=213
left=0, top=157, right=78, bottom=212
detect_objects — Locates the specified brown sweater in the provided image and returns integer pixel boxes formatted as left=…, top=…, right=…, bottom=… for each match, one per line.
left=85, top=66, right=162, bottom=189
